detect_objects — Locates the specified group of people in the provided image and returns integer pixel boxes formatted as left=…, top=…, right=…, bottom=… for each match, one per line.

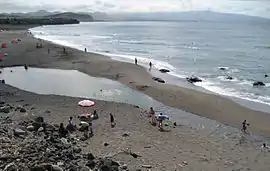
left=148, top=107, right=169, bottom=131
left=58, top=110, right=116, bottom=139
left=134, top=58, right=153, bottom=71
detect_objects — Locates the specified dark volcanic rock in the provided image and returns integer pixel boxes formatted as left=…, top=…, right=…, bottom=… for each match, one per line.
left=186, top=76, right=202, bottom=83
left=1, top=80, right=5, bottom=84
left=0, top=106, right=11, bottom=113
left=219, top=67, right=227, bottom=71
left=152, top=77, right=165, bottom=83
left=159, top=69, right=170, bottom=73
left=265, top=74, right=268, bottom=78
left=20, top=108, right=27, bottom=113
left=226, top=76, right=233, bottom=80
left=253, top=81, right=265, bottom=86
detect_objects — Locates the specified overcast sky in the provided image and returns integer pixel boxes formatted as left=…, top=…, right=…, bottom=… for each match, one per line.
left=0, top=0, right=269, bottom=18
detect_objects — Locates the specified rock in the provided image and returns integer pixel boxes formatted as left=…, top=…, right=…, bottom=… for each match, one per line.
left=173, top=122, right=177, bottom=126
left=219, top=67, right=227, bottom=70
left=0, top=106, right=11, bottom=113
left=52, top=165, right=63, bottom=171
left=44, top=110, right=51, bottom=113
left=86, top=153, right=95, bottom=160
left=1, top=79, right=5, bottom=84
left=152, top=77, right=165, bottom=83
left=265, top=74, right=268, bottom=78
left=13, top=128, right=26, bottom=136
left=122, top=133, right=129, bottom=137
left=4, top=162, right=18, bottom=171
left=86, top=160, right=96, bottom=169
left=35, top=116, right=44, bottom=123
left=27, top=125, right=35, bottom=131
left=186, top=76, right=202, bottom=83
left=19, top=107, right=26, bottom=113
left=0, top=101, right=5, bottom=105
left=38, top=127, right=44, bottom=132
left=226, top=76, right=233, bottom=80
left=73, top=146, right=82, bottom=153
left=0, top=137, right=11, bottom=143
left=253, top=81, right=265, bottom=86
left=159, top=69, right=170, bottom=73
left=120, top=164, right=128, bottom=170
left=104, top=142, right=109, bottom=147
left=32, top=164, right=63, bottom=171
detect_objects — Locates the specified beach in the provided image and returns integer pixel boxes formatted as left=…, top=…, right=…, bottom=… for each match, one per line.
left=1, top=27, right=270, bottom=170
left=1, top=28, right=270, bottom=137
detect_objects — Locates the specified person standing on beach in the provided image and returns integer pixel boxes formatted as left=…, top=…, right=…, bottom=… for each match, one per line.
left=84, top=48, right=87, bottom=52
left=149, top=62, right=152, bottom=71
left=135, top=58, right=138, bottom=65
left=149, top=107, right=156, bottom=125
left=242, top=120, right=249, bottom=133
left=110, top=113, right=115, bottom=128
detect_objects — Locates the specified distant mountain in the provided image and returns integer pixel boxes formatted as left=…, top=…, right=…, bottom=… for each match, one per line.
left=46, top=12, right=93, bottom=22
left=0, top=10, right=93, bottom=22
left=107, top=11, right=270, bottom=23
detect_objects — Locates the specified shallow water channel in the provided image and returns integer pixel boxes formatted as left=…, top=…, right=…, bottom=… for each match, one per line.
left=0, top=67, right=268, bottom=145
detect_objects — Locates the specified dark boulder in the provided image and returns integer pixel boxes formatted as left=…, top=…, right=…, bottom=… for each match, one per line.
left=226, top=76, right=233, bottom=80
left=186, top=76, right=202, bottom=83
left=152, top=77, right=165, bottom=83
left=265, top=74, right=268, bottom=78
left=1, top=79, right=5, bottom=84
left=20, top=108, right=27, bottom=113
left=253, top=81, right=265, bottom=86
left=219, top=67, right=227, bottom=71
left=159, top=69, right=170, bottom=73
left=0, top=106, right=11, bottom=113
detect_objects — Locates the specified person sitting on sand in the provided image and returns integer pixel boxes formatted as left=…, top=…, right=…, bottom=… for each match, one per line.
left=59, top=123, right=68, bottom=138
left=110, top=113, right=115, bottom=128
left=241, top=120, right=249, bottom=133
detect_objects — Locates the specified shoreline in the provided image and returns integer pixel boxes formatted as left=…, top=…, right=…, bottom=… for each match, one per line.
left=1, top=26, right=270, bottom=137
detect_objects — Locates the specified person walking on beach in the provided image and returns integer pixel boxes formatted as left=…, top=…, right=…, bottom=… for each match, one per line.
left=149, top=62, right=152, bottom=71
left=241, top=120, right=249, bottom=133
left=135, top=58, right=138, bottom=65
left=84, top=48, right=87, bottom=52
left=110, top=113, right=115, bottom=128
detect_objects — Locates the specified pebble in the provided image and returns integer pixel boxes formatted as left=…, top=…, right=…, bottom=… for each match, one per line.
left=38, top=127, right=44, bottom=132
left=27, top=125, right=35, bottom=131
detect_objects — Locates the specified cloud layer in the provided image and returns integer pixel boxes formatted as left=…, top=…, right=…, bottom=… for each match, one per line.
left=0, top=0, right=269, bottom=18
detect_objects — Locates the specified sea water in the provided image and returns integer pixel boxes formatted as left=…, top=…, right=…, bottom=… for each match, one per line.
left=29, top=19, right=270, bottom=107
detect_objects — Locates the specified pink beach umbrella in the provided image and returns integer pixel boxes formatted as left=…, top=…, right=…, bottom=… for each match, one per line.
left=78, top=100, right=95, bottom=107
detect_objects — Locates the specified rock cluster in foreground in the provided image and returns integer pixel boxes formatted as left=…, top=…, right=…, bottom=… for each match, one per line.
left=0, top=115, right=126, bottom=171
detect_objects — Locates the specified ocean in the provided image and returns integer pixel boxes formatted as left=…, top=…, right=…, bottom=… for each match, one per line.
left=30, top=20, right=270, bottom=106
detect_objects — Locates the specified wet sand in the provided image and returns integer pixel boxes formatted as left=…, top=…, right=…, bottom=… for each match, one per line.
left=1, top=28, right=270, bottom=138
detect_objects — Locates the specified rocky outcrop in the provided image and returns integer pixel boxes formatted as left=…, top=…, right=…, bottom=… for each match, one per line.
left=186, top=76, right=202, bottom=83
left=253, top=81, right=265, bottom=86
left=159, top=69, right=170, bottom=73
left=152, top=77, right=165, bottom=83
left=0, top=116, right=124, bottom=171
left=226, top=76, right=233, bottom=80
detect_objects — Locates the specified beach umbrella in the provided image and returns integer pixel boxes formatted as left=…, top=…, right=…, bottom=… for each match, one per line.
left=158, top=114, right=169, bottom=120
left=78, top=100, right=95, bottom=107
left=1, top=43, right=7, bottom=48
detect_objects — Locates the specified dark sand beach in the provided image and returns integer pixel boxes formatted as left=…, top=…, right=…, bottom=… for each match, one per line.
left=1, top=26, right=270, bottom=170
